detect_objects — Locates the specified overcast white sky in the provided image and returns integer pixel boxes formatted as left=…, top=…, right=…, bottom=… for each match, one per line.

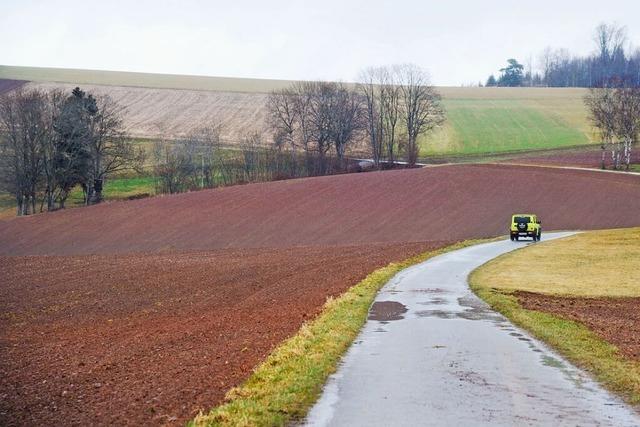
left=2, top=0, right=638, bottom=85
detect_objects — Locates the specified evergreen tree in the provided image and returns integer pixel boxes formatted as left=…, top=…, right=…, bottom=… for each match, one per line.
left=498, top=59, right=524, bottom=87
left=52, top=87, right=96, bottom=207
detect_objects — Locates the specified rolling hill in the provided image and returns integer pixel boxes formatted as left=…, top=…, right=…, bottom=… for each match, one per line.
left=2, top=163, right=638, bottom=256
left=2, top=161, right=639, bottom=424
left=0, top=65, right=595, bottom=155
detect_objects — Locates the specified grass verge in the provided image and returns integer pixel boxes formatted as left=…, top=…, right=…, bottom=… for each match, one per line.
left=191, top=238, right=499, bottom=427
left=469, top=229, right=640, bottom=406
left=469, top=285, right=640, bottom=405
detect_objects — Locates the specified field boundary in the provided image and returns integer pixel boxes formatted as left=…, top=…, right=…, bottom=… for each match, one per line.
left=0, top=65, right=297, bottom=94
left=191, top=237, right=501, bottom=426
left=419, top=143, right=601, bottom=164
left=494, top=162, right=640, bottom=176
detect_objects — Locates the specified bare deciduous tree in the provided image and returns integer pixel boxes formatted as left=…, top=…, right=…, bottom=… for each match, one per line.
left=152, top=124, right=224, bottom=193
left=267, top=88, right=298, bottom=173
left=586, top=82, right=640, bottom=171
left=240, top=131, right=263, bottom=182
left=86, top=95, right=144, bottom=203
left=585, top=86, right=617, bottom=169
left=613, top=85, right=640, bottom=171
left=266, top=81, right=364, bottom=175
left=396, top=64, right=446, bottom=166
left=593, top=23, right=627, bottom=82
left=0, top=89, right=49, bottom=215
left=357, top=66, right=403, bottom=167
left=358, top=67, right=385, bottom=167
left=328, top=84, right=364, bottom=167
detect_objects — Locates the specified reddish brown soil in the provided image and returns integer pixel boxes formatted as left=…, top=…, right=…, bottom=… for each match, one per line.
left=516, top=292, right=640, bottom=360
left=1, top=164, right=639, bottom=256
left=505, top=146, right=640, bottom=168
left=0, top=79, right=27, bottom=95
left=0, top=242, right=443, bottom=426
left=1, top=163, right=639, bottom=425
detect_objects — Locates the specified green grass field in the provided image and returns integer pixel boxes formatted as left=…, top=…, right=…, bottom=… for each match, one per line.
left=67, top=176, right=156, bottom=206
left=423, top=87, right=592, bottom=155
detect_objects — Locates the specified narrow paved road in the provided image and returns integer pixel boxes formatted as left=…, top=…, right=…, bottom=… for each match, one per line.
left=306, top=233, right=640, bottom=426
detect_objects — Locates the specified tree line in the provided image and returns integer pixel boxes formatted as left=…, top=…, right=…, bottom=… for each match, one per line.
left=485, top=23, right=640, bottom=88
left=267, top=63, right=445, bottom=170
left=585, top=82, right=640, bottom=170
left=154, top=64, right=446, bottom=194
left=149, top=127, right=335, bottom=194
left=0, top=87, right=142, bottom=215
left=0, top=64, right=445, bottom=215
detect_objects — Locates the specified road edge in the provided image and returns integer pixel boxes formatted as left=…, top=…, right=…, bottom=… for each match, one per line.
left=468, top=231, right=640, bottom=410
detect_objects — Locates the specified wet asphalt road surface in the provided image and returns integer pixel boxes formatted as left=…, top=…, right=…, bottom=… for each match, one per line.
left=305, top=233, right=640, bottom=426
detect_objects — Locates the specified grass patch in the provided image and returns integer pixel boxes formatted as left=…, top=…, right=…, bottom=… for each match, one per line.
left=191, top=238, right=499, bottom=427
left=421, top=87, right=593, bottom=156
left=469, top=227, right=640, bottom=405
left=469, top=284, right=640, bottom=405
left=67, top=176, right=156, bottom=206
left=0, top=192, right=17, bottom=220
left=101, top=176, right=156, bottom=199
left=472, top=228, right=640, bottom=297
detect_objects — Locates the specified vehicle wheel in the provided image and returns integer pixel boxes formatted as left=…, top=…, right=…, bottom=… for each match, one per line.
left=538, top=231, right=542, bottom=240
left=532, top=234, right=537, bottom=242
left=515, top=236, right=519, bottom=241
left=510, top=235, right=514, bottom=241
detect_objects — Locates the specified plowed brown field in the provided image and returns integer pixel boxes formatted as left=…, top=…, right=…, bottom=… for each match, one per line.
left=517, top=292, right=640, bottom=360
left=2, top=164, right=639, bottom=256
left=0, top=79, right=26, bottom=95
left=0, top=242, right=441, bottom=426
left=1, top=163, right=640, bottom=425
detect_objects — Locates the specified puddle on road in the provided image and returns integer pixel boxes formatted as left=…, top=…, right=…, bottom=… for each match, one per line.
left=417, top=297, right=448, bottom=306
left=412, top=288, right=450, bottom=294
left=415, top=295, right=505, bottom=322
left=542, top=355, right=565, bottom=369
left=368, top=301, right=408, bottom=321
left=416, top=309, right=457, bottom=319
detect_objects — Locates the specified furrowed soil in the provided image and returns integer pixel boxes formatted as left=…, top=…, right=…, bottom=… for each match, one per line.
left=1, top=163, right=640, bottom=425
left=2, top=164, right=639, bottom=256
left=24, top=81, right=269, bottom=142
left=0, top=79, right=26, bottom=95
left=0, top=242, right=442, bottom=426
left=516, top=292, right=640, bottom=360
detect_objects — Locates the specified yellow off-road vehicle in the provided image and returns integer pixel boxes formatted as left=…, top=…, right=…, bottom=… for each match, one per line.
left=510, top=214, right=542, bottom=241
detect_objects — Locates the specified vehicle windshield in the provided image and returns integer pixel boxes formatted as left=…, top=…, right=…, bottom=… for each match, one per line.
left=513, top=216, right=530, bottom=223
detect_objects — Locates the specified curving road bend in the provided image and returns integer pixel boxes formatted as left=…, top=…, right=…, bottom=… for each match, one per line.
left=305, top=232, right=640, bottom=427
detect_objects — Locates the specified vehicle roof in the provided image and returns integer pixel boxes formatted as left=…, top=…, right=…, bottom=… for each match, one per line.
left=512, top=213, right=537, bottom=217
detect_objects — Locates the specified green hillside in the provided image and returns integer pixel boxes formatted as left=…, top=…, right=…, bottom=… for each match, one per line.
left=424, top=87, right=593, bottom=155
